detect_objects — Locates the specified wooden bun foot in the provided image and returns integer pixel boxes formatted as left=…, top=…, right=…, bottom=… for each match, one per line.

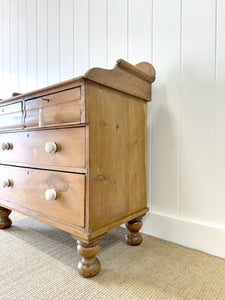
left=125, top=216, right=143, bottom=246
left=77, top=241, right=101, bottom=278
left=0, top=207, right=12, bottom=229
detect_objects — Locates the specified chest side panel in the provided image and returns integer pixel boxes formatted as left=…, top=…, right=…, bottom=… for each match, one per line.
left=86, top=82, right=147, bottom=231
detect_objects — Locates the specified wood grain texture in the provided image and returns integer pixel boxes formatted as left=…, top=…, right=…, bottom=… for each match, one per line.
left=1, top=78, right=83, bottom=104
left=0, top=165, right=85, bottom=227
left=126, top=216, right=143, bottom=246
left=85, top=59, right=155, bottom=101
left=0, top=59, right=154, bottom=277
left=0, top=206, right=12, bottom=229
left=86, top=82, right=148, bottom=230
left=1, top=0, right=225, bottom=257
left=25, top=87, right=82, bottom=128
left=0, top=127, right=86, bottom=171
left=0, top=101, right=23, bottom=130
left=77, top=240, right=101, bottom=278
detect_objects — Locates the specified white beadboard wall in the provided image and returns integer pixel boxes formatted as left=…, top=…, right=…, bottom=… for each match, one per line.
left=0, top=0, right=225, bottom=258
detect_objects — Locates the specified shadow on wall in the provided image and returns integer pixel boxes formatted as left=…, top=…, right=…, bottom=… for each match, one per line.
left=148, top=62, right=215, bottom=224
left=147, top=71, right=179, bottom=216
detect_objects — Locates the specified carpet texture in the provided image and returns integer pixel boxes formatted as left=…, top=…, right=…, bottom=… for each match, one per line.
left=0, top=212, right=225, bottom=300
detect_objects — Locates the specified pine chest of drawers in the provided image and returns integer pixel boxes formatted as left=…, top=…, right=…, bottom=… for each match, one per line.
left=0, top=59, right=155, bottom=277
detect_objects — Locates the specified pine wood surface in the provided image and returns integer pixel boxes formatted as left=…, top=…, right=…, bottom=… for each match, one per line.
left=0, top=59, right=155, bottom=277
left=0, top=207, right=12, bottom=229
left=25, top=87, right=82, bottom=128
left=86, top=82, right=148, bottom=230
left=0, top=165, right=85, bottom=227
left=0, top=101, right=23, bottom=130
left=0, top=127, right=86, bottom=172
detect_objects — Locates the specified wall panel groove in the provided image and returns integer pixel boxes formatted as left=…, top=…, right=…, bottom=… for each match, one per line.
left=0, top=0, right=225, bottom=256
left=180, top=0, right=216, bottom=225
left=214, top=0, right=225, bottom=229
left=27, top=0, right=37, bottom=91
left=48, top=0, right=60, bottom=85
left=151, top=0, right=181, bottom=217
left=0, top=0, right=3, bottom=98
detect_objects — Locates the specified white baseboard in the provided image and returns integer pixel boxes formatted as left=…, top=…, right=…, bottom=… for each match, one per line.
left=141, top=212, right=225, bottom=259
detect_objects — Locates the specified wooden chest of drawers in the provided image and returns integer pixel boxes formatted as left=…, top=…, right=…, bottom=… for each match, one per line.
left=0, top=59, right=155, bottom=277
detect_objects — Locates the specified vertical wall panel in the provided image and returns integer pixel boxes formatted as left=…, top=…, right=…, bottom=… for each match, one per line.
left=3, top=0, right=10, bottom=97
left=107, top=0, right=127, bottom=68
left=1, top=0, right=225, bottom=241
left=128, top=0, right=153, bottom=208
left=18, top=0, right=27, bottom=93
left=48, top=0, right=60, bottom=85
left=151, top=0, right=181, bottom=216
left=214, top=0, right=225, bottom=228
left=27, top=0, right=37, bottom=91
left=128, top=0, right=152, bottom=64
left=60, top=0, right=74, bottom=81
left=180, top=0, right=216, bottom=224
left=10, top=0, right=19, bottom=94
left=0, top=0, right=3, bottom=99
left=89, top=0, right=107, bottom=68
left=37, top=0, right=47, bottom=88
left=74, top=0, right=89, bottom=76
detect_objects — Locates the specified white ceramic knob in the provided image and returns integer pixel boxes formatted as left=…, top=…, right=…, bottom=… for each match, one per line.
left=2, top=142, right=10, bottom=151
left=1, top=178, right=10, bottom=188
left=45, top=142, right=57, bottom=154
left=45, top=189, right=57, bottom=201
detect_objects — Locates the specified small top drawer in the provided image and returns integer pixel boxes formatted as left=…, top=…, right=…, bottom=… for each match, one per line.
left=0, top=102, right=23, bottom=130
left=25, top=87, right=83, bottom=128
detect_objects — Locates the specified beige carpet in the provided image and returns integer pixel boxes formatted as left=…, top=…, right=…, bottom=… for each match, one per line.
left=0, top=212, right=225, bottom=300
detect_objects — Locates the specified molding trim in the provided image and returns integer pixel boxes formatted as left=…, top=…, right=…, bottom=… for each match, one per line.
left=141, top=212, right=225, bottom=259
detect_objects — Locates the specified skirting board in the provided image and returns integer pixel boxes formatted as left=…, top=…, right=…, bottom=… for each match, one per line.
left=140, top=212, right=225, bottom=259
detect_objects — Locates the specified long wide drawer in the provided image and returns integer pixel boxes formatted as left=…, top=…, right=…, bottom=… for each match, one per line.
left=25, top=87, right=83, bottom=128
left=0, top=102, right=23, bottom=130
left=0, top=127, right=86, bottom=172
left=0, top=165, right=85, bottom=227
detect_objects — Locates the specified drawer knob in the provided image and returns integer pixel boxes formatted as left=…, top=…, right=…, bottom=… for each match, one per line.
left=45, top=189, right=57, bottom=201
left=2, top=142, right=10, bottom=151
left=45, top=142, right=57, bottom=154
left=1, top=178, right=10, bottom=188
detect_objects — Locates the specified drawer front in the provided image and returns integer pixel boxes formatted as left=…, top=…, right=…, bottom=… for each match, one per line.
left=0, top=102, right=23, bottom=130
left=25, top=87, right=82, bottom=128
left=0, top=165, right=85, bottom=227
left=0, top=127, right=86, bottom=171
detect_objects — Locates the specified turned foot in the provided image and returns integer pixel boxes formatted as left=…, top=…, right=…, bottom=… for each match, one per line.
left=77, top=240, right=101, bottom=278
left=0, top=207, right=12, bottom=229
left=125, top=216, right=143, bottom=246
